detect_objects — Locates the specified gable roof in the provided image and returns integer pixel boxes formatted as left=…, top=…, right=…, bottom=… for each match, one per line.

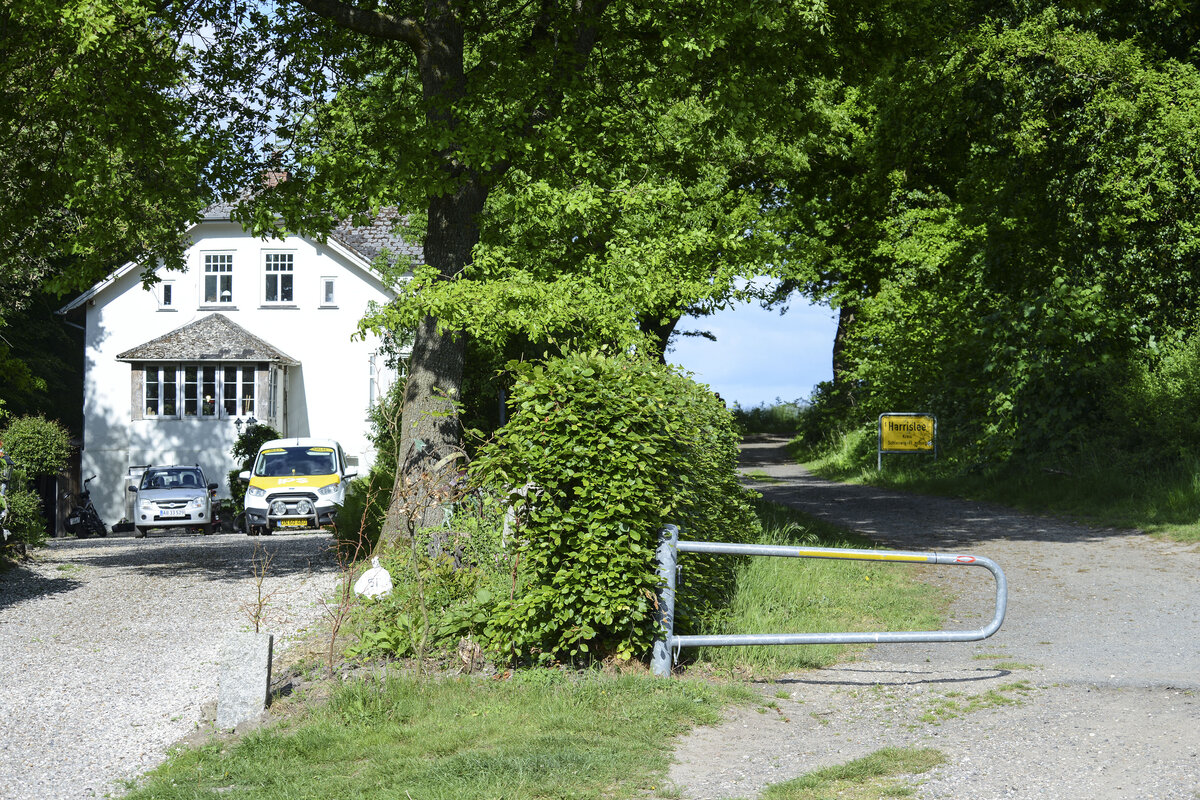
left=201, top=203, right=422, bottom=266
left=116, top=313, right=299, bottom=365
left=57, top=205, right=420, bottom=314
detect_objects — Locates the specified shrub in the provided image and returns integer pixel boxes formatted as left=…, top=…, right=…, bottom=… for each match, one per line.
left=0, top=415, right=71, bottom=554
left=1, top=415, right=70, bottom=477
left=469, top=350, right=760, bottom=665
left=226, top=423, right=282, bottom=509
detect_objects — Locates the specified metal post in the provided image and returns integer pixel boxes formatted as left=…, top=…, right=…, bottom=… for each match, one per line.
left=651, top=525, right=679, bottom=677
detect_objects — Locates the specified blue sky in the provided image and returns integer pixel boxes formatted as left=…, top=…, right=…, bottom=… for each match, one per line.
left=668, top=298, right=839, bottom=409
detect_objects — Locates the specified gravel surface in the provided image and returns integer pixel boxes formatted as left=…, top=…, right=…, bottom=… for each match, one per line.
left=0, top=532, right=339, bottom=799
left=669, top=437, right=1200, bottom=799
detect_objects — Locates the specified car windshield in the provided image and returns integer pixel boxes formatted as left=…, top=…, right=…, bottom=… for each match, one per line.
left=141, top=468, right=204, bottom=490
left=253, top=447, right=338, bottom=477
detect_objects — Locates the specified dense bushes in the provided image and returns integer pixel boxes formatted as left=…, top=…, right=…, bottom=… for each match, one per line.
left=468, top=351, right=759, bottom=664
left=1, top=415, right=71, bottom=554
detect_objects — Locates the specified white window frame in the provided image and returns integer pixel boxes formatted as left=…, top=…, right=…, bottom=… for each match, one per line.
left=320, top=276, right=337, bottom=308
left=141, top=363, right=255, bottom=420
left=202, top=252, right=235, bottom=306
left=263, top=251, right=296, bottom=306
left=158, top=281, right=176, bottom=310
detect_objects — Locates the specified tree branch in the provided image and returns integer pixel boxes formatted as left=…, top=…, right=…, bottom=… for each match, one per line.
left=291, top=0, right=424, bottom=50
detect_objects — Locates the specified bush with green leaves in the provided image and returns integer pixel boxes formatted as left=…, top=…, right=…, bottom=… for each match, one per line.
left=1, top=415, right=71, bottom=554
left=225, top=423, right=282, bottom=510
left=469, top=350, right=760, bottom=665
left=345, top=504, right=509, bottom=662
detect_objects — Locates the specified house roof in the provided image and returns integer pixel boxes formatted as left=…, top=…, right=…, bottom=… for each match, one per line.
left=116, top=313, right=300, bottom=365
left=58, top=204, right=420, bottom=314
left=201, top=203, right=422, bottom=266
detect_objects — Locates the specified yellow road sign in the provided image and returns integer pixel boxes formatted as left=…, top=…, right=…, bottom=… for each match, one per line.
left=879, top=414, right=936, bottom=452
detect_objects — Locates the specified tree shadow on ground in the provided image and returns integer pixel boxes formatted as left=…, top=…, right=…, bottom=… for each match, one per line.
left=0, top=564, right=84, bottom=612
left=738, top=437, right=1140, bottom=548
left=30, top=533, right=342, bottom=587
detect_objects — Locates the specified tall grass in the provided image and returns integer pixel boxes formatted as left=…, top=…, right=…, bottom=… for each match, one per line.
left=692, top=500, right=949, bottom=674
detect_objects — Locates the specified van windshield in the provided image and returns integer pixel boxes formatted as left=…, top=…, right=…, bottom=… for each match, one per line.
left=253, top=447, right=337, bottom=477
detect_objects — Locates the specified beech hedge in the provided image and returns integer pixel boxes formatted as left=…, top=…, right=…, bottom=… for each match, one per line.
left=470, top=351, right=760, bottom=664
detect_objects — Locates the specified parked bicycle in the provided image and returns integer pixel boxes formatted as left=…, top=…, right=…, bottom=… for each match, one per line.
left=65, top=475, right=107, bottom=539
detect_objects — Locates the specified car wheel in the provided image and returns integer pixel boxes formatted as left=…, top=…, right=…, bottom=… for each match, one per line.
left=134, top=526, right=148, bottom=538
left=201, top=523, right=214, bottom=535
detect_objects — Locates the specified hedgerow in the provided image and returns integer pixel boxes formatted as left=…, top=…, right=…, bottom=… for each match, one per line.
left=469, top=350, right=760, bottom=664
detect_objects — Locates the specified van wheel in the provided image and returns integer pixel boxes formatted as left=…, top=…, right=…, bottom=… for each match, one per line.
left=134, top=527, right=148, bottom=538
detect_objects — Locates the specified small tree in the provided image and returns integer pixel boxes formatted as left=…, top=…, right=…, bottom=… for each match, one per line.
left=0, top=415, right=71, bottom=556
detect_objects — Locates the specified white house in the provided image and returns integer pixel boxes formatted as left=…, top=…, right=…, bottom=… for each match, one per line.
left=58, top=203, right=417, bottom=526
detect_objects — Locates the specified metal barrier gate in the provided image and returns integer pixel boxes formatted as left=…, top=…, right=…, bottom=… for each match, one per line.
left=651, top=524, right=1008, bottom=677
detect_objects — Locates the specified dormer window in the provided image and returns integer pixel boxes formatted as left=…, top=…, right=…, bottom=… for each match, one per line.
left=203, top=253, right=234, bottom=305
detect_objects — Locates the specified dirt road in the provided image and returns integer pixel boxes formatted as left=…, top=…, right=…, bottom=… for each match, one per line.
left=668, top=437, right=1200, bottom=799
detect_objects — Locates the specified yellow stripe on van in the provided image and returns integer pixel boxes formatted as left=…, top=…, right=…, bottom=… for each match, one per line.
left=249, top=475, right=340, bottom=491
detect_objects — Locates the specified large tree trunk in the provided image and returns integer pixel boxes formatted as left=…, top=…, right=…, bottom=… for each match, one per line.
left=639, top=312, right=681, bottom=363
left=381, top=7, right=487, bottom=538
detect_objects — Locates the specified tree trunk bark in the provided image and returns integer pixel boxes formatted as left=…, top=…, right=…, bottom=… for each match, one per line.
left=381, top=6, right=487, bottom=538
left=639, top=313, right=681, bottom=363
left=832, top=298, right=857, bottom=405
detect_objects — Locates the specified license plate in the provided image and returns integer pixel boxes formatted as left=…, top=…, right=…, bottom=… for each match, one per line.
left=69, top=517, right=80, bottom=526
left=278, top=519, right=307, bottom=528
left=159, top=509, right=187, bottom=518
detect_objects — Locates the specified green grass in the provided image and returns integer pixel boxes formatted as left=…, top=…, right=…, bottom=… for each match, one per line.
left=797, top=431, right=1200, bottom=543
left=916, top=681, right=1035, bottom=725
left=119, top=496, right=953, bottom=800
left=759, top=747, right=947, bottom=800
left=691, top=500, right=949, bottom=674
left=123, top=671, right=751, bottom=800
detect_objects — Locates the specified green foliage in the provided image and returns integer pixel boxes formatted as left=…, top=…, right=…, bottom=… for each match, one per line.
left=344, top=497, right=509, bottom=661
left=0, top=415, right=70, bottom=477
left=469, top=351, right=759, bottom=665
left=1, top=484, right=48, bottom=551
left=0, top=415, right=69, bottom=553
left=0, top=0, right=210, bottom=324
left=731, top=399, right=807, bottom=435
left=226, top=423, right=282, bottom=508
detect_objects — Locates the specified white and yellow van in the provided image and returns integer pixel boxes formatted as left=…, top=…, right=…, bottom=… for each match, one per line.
left=239, top=438, right=357, bottom=535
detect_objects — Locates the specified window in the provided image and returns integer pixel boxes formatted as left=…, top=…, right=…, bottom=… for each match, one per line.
left=181, top=366, right=219, bottom=418
left=160, top=282, right=175, bottom=309
left=141, top=363, right=254, bottom=420
left=143, top=365, right=178, bottom=418
left=203, top=253, right=234, bottom=305
left=264, top=252, right=294, bottom=304
left=320, top=276, right=336, bottom=307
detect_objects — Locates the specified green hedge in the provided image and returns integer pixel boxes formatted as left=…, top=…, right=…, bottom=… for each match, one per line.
left=1, top=415, right=70, bottom=553
left=469, top=351, right=760, bottom=664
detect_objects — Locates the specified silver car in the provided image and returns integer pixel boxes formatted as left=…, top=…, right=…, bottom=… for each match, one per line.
left=129, top=466, right=216, bottom=537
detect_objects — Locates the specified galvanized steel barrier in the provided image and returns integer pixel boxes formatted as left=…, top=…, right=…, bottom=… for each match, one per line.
left=651, top=524, right=1007, bottom=677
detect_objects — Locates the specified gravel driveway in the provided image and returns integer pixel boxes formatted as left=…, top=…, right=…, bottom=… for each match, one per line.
left=669, top=437, right=1200, bottom=799
left=0, top=532, right=339, bottom=800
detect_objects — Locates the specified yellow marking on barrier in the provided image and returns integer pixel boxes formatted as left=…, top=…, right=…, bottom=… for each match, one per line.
left=795, top=549, right=930, bottom=563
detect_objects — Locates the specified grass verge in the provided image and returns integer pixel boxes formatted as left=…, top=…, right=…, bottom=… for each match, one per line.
left=690, top=500, right=950, bottom=675
left=759, top=747, right=947, bottom=800
left=122, top=670, right=751, bottom=800
left=796, top=432, right=1200, bottom=543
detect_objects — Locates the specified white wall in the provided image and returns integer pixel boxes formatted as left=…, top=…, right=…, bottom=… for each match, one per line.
left=80, top=222, right=398, bottom=524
